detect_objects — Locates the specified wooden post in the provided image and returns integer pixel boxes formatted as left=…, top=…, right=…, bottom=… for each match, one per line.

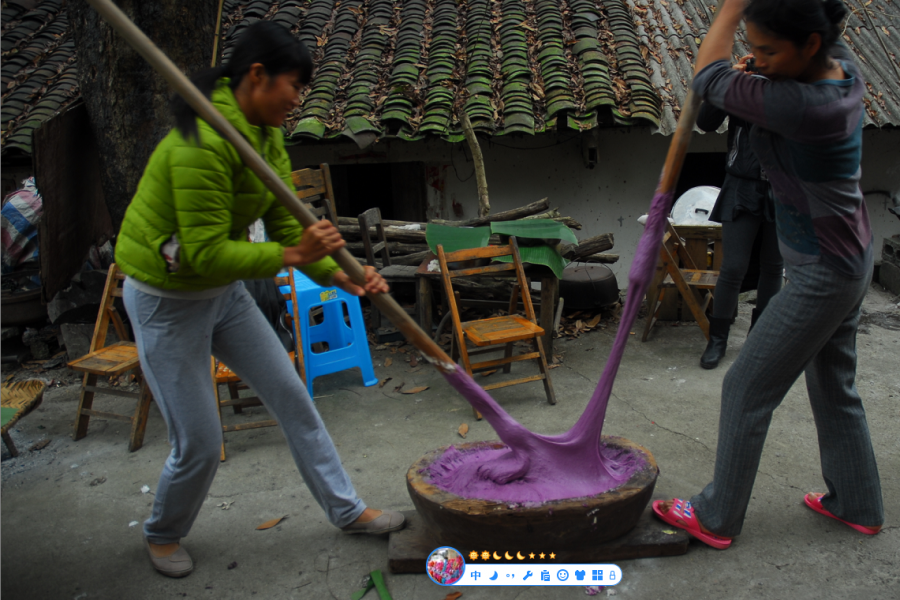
left=460, top=113, right=490, bottom=218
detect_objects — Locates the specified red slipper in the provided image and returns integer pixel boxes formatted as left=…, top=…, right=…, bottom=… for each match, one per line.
left=803, top=493, right=881, bottom=535
left=652, top=499, right=732, bottom=550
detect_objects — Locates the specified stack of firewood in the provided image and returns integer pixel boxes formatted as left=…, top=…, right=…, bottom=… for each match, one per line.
left=336, top=198, right=618, bottom=268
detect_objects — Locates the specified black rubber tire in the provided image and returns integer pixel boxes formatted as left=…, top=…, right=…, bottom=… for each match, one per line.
left=558, top=263, right=619, bottom=310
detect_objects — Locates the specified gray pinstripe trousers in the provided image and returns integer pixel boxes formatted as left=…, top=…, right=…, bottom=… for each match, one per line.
left=691, top=260, right=883, bottom=537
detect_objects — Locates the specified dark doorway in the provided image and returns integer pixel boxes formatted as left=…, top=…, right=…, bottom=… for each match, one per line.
left=674, top=152, right=727, bottom=200
left=675, top=152, right=762, bottom=294
left=326, top=162, right=426, bottom=222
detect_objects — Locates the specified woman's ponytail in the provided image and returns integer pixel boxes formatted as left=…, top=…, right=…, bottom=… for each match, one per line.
left=172, top=65, right=229, bottom=142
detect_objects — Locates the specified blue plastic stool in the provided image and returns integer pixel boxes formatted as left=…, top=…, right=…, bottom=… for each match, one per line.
left=278, top=269, right=377, bottom=397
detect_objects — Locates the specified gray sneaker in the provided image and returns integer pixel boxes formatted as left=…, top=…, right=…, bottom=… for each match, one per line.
left=144, top=537, right=194, bottom=578
left=341, top=509, right=406, bottom=535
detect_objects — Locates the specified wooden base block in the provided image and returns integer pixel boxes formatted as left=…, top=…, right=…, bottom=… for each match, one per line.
left=388, top=507, right=690, bottom=574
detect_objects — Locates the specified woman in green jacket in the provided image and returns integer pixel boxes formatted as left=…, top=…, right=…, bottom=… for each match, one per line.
left=116, top=22, right=403, bottom=579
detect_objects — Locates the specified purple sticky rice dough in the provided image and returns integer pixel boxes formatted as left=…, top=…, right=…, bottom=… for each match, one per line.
left=428, top=189, right=674, bottom=503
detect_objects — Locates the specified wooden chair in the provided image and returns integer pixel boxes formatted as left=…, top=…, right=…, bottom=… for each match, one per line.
left=437, top=237, right=556, bottom=419
left=212, top=269, right=305, bottom=461
left=290, top=163, right=337, bottom=224
left=68, top=264, right=153, bottom=452
left=357, top=207, right=419, bottom=331
left=642, top=222, right=721, bottom=341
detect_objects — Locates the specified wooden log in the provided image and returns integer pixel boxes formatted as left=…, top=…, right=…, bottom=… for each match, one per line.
left=338, top=216, right=425, bottom=228
left=344, top=241, right=429, bottom=255
left=386, top=250, right=432, bottom=266
left=560, top=233, right=615, bottom=260
left=430, top=198, right=549, bottom=227
left=521, top=211, right=583, bottom=230
left=339, top=224, right=426, bottom=243
left=554, top=216, right=583, bottom=230
left=579, top=253, right=620, bottom=264
left=356, top=253, right=432, bottom=270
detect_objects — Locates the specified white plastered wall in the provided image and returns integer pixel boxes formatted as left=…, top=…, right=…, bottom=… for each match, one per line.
left=287, top=126, right=900, bottom=287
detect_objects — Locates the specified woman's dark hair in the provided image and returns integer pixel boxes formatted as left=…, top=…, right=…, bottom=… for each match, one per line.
left=744, top=0, right=847, bottom=62
left=174, top=20, right=313, bottom=141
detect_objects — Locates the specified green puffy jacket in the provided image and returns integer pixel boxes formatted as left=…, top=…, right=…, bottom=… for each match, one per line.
left=115, top=78, right=340, bottom=291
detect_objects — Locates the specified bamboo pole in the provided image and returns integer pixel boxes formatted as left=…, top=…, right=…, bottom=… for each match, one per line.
left=84, top=0, right=456, bottom=372
left=210, top=0, right=225, bottom=68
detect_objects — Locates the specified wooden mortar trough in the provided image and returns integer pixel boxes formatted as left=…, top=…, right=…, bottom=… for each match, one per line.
left=407, top=436, right=658, bottom=550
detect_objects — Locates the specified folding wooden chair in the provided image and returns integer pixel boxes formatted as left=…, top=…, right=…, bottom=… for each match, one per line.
left=357, top=207, right=419, bottom=330
left=437, top=237, right=556, bottom=419
left=290, top=163, right=337, bottom=224
left=68, top=264, right=153, bottom=452
left=212, top=269, right=305, bottom=461
left=642, top=222, right=721, bottom=341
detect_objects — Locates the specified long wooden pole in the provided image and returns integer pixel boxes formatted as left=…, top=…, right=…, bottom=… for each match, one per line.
left=84, top=0, right=455, bottom=372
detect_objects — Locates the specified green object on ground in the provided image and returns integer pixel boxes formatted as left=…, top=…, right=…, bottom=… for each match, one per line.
left=1, top=407, right=19, bottom=428
left=350, top=569, right=392, bottom=600
left=426, top=223, right=491, bottom=255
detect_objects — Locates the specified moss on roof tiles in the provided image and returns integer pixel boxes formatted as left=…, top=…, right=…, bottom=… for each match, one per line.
left=53, top=1, right=900, bottom=153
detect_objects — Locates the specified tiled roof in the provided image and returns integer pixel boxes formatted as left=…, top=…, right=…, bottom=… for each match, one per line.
left=2, top=1, right=898, bottom=155
left=628, top=0, right=900, bottom=134
left=1, top=0, right=78, bottom=155
left=220, top=0, right=665, bottom=143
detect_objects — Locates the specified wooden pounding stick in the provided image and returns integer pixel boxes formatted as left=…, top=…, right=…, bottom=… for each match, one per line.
left=84, top=0, right=456, bottom=372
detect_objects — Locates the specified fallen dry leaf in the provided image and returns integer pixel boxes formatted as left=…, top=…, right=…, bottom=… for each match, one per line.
left=443, top=592, right=463, bottom=600
left=393, top=382, right=405, bottom=392
left=587, top=314, right=603, bottom=328
left=256, top=516, right=286, bottom=530
left=458, top=423, right=468, bottom=438
left=481, top=370, right=497, bottom=377
left=384, top=358, right=393, bottom=367
left=409, top=355, right=418, bottom=367
left=378, top=377, right=392, bottom=388
left=401, top=386, right=429, bottom=395
left=29, top=439, right=50, bottom=451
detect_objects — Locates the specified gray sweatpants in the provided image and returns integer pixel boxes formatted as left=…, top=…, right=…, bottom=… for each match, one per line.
left=691, top=260, right=883, bottom=537
left=123, top=280, right=365, bottom=544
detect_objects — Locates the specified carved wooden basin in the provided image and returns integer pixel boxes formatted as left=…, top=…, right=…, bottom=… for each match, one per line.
left=407, top=436, right=658, bottom=549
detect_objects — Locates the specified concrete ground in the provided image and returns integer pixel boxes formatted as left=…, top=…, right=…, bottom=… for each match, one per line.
left=2, top=284, right=898, bottom=600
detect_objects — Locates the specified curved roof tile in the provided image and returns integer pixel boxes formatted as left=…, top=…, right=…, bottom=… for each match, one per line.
left=3, top=0, right=898, bottom=155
